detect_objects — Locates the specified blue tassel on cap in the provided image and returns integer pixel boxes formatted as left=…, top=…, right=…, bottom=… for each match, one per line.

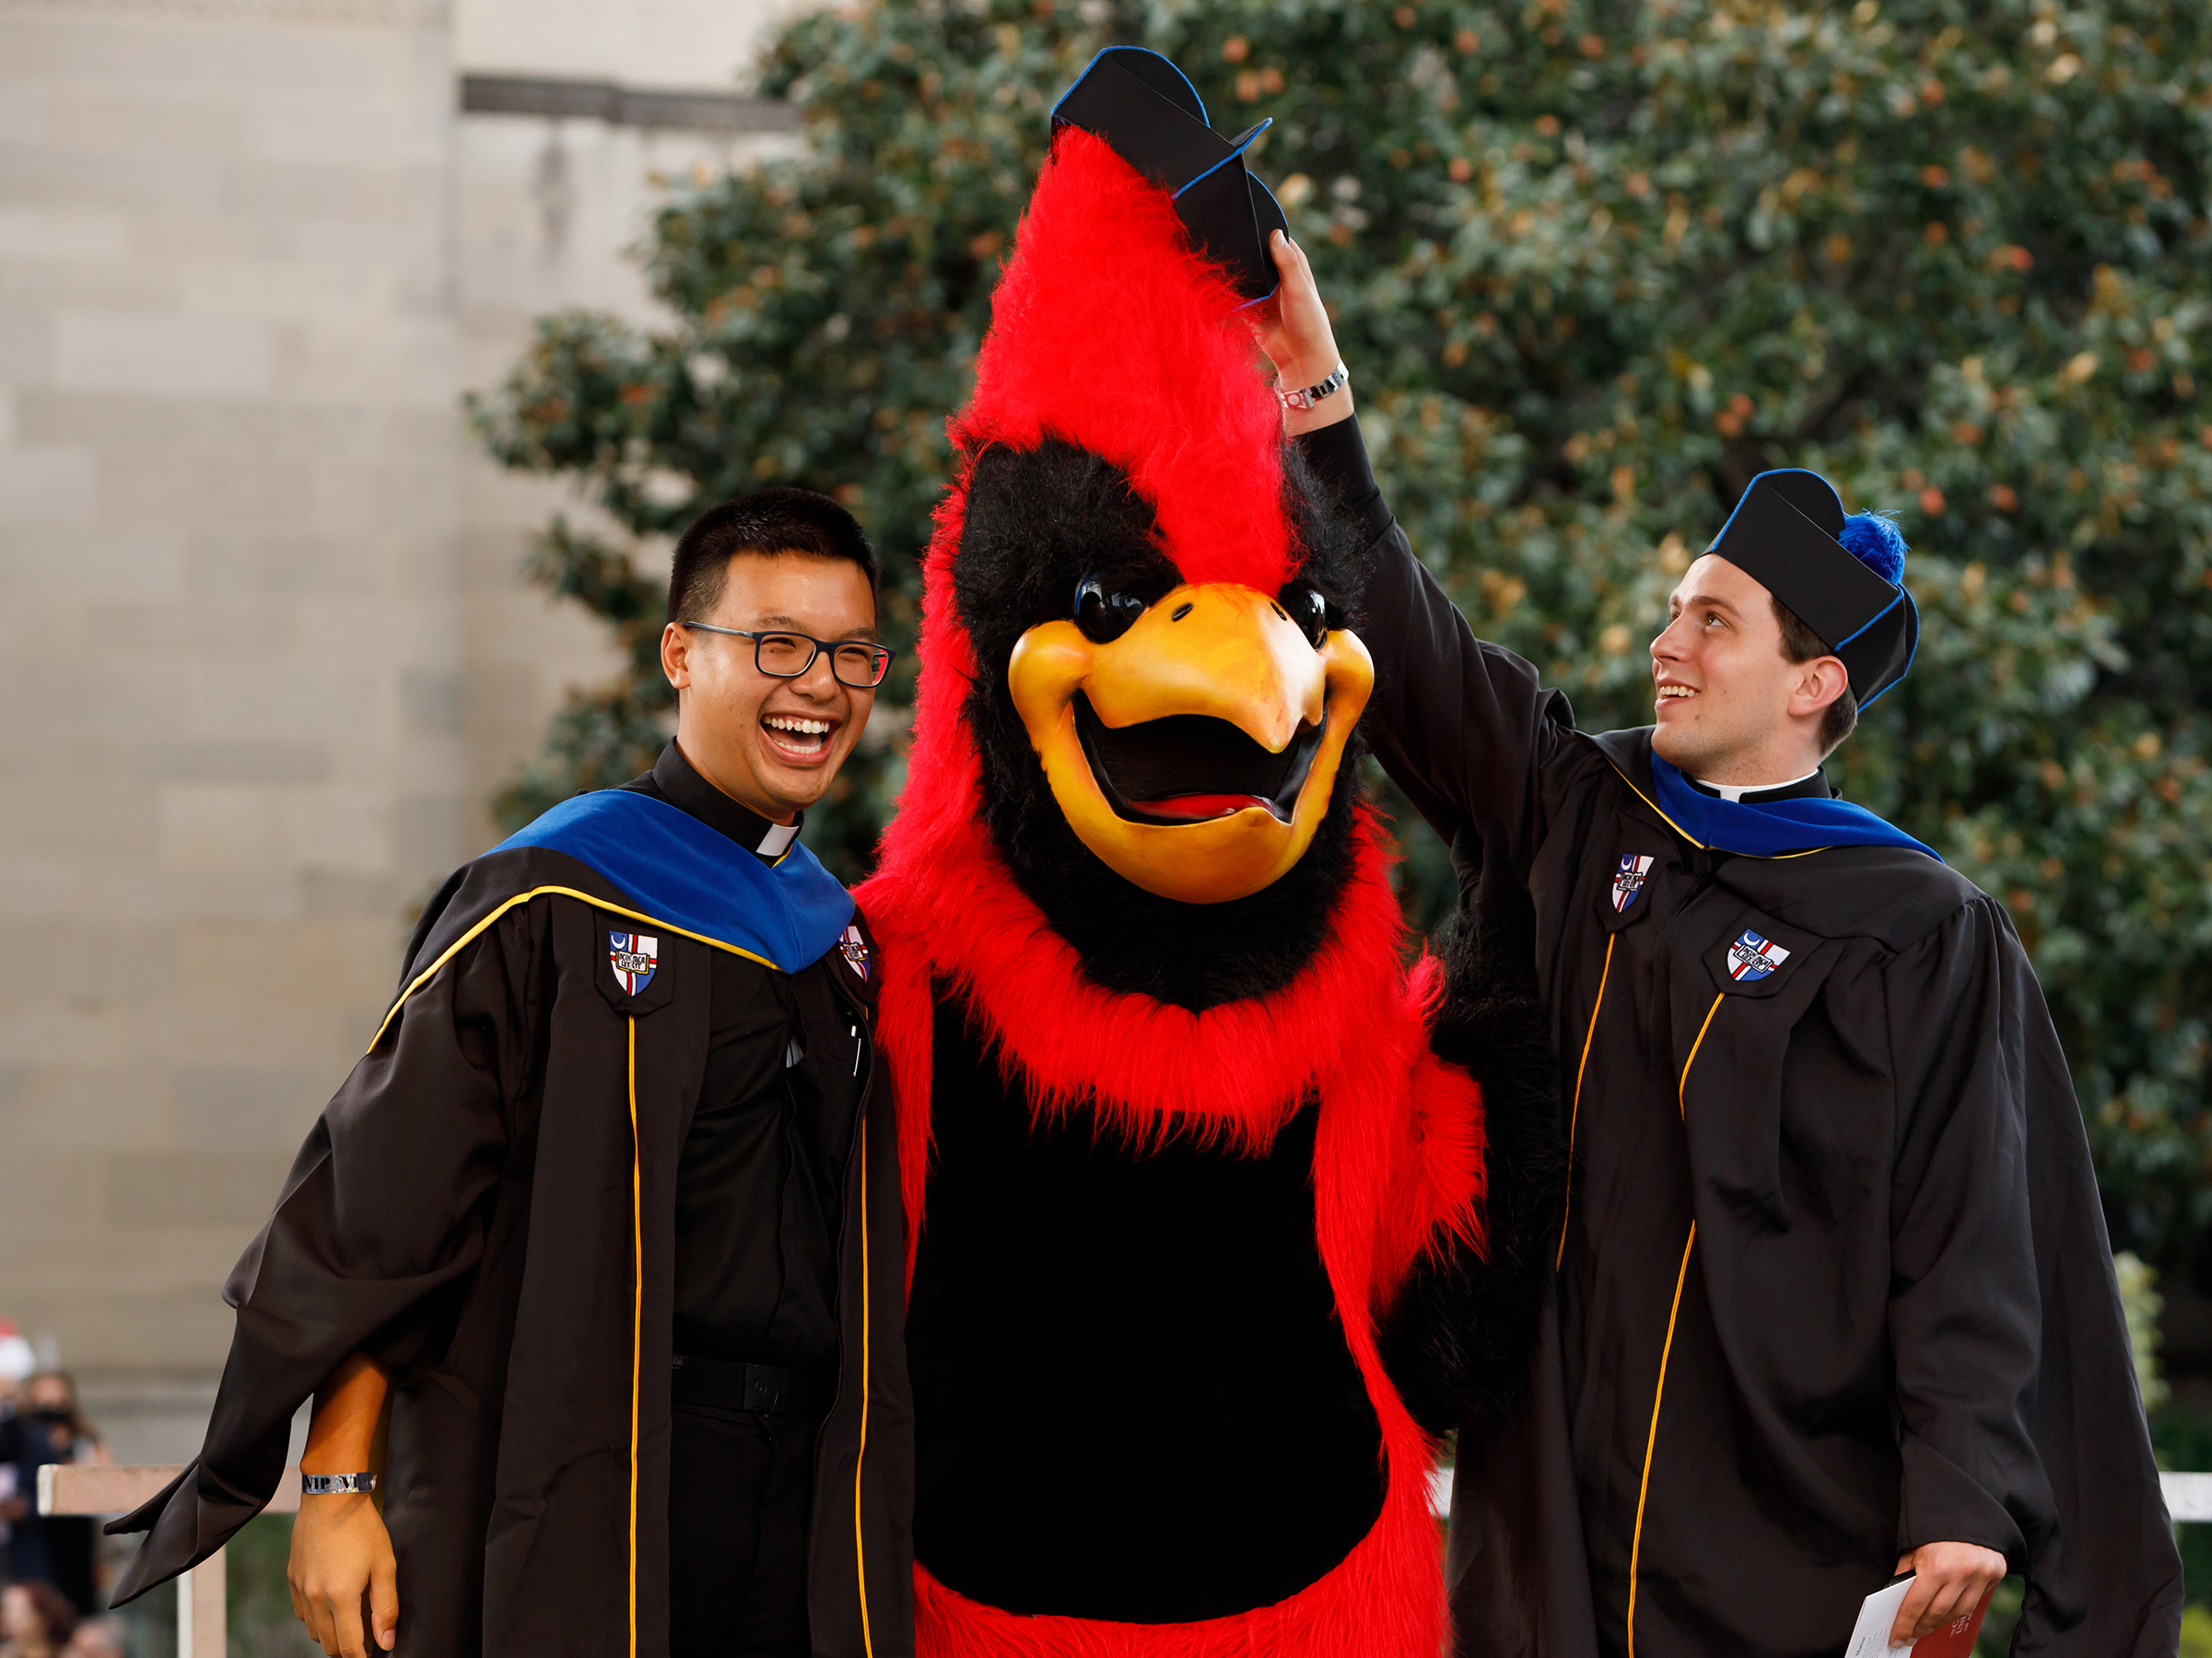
left=1839, top=510, right=1908, bottom=585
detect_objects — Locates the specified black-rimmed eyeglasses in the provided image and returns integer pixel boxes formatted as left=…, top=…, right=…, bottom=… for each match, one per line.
left=680, top=623, right=895, bottom=689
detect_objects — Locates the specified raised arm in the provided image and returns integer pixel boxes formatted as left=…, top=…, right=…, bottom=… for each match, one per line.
left=1258, top=232, right=1581, bottom=886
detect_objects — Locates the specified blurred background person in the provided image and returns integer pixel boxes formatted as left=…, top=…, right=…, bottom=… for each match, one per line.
left=7, top=1380, right=106, bottom=1616
left=0, top=1582, right=77, bottom=1658
left=59, top=1620, right=122, bottom=1658
left=0, top=1374, right=19, bottom=1591
left=0, top=1321, right=30, bottom=1591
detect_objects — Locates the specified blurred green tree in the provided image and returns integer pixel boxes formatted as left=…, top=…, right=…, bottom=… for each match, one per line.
left=472, top=0, right=2212, bottom=1271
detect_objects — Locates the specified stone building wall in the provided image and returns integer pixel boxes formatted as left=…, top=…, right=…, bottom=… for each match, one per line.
left=454, top=105, right=790, bottom=853
left=451, top=0, right=795, bottom=853
left=0, top=0, right=786, bottom=1456
left=0, top=0, right=469, bottom=1395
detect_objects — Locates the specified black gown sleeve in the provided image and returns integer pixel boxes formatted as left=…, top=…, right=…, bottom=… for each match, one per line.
left=1298, top=415, right=1585, bottom=888
left=1883, top=897, right=2183, bottom=1651
left=107, top=900, right=544, bottom=1600
left=1306, top=415, right=1571, bottom=1432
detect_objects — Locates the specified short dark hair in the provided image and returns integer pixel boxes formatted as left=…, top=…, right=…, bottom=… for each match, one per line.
left=666, top=487, right=880, bottom=626
left=1772, top=595, right=1857, bottom=755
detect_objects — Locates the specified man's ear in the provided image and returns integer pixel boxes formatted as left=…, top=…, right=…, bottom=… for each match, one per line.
left=1789, top=654, right=1849, bottom=718
left=661, top=622, right=691, bottom=694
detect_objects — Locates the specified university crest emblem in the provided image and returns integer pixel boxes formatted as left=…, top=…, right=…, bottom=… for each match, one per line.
left=1612, top=853, right=1655, bottom=914
left=608, top=931, right=658, bottom=995
left=1725, top=928, right=1791, bottom=983
left=838, top=922, right=870, bottom=982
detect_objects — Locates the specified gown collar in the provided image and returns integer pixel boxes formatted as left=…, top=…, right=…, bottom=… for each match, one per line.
left=1590, top=729, right=1940, bottom=861
left=1685, top=768, right=1831, bottom=805
left=651, top=741, right=802, bottom=859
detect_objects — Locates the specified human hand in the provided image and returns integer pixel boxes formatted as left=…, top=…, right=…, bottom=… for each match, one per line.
left=288, top=1493, right=398, bottom=1656
left=1888, top=1541, right=2006, bottom=1645
left=1251, top=230, right=1352, bottom=435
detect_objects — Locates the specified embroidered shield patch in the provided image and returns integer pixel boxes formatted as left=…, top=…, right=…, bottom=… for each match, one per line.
left=838, top=923, right=870, bottom=982
left=609, top=931, right=658, bottom=995
left=1724, top=928, right=1791, bottom=983
left=1612, top=853, right=1656, bottom=914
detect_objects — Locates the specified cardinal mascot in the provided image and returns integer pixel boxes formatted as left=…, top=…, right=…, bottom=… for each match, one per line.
left=856, top=47, right=1554, bottom=1658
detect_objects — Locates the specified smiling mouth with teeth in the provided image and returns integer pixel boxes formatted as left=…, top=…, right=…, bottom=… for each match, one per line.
left=762, top=711, right=837, bottom=757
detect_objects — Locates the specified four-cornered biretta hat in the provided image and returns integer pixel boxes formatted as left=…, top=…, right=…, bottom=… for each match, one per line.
left=1705, top=468, right=1920, bottom=708
left=1050, top=46, right=1290, bottom=306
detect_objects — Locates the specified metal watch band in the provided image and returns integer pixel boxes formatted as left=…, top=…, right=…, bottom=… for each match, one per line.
left=1279, top=361, right=1350, bottom=412
left=300, top=1472, right=377, bottom=1496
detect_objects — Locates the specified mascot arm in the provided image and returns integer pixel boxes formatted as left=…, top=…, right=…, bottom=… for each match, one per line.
left=1377, top=940, right=1567, bottom=1435
left=1376, top=1038, right=1489, bottom=1440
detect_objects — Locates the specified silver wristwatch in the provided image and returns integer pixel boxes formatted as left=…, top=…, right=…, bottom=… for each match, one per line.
left=1279, top=361, right=1350, bottom=412
left=300, top=1472, right=377, bottom=1496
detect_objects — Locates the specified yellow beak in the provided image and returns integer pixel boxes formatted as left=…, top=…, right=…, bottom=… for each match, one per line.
left=1006, top=582, right=1375, bottom=905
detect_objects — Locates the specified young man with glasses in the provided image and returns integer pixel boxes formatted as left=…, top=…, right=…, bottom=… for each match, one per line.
left=106, top=490, right=915, bottom=1658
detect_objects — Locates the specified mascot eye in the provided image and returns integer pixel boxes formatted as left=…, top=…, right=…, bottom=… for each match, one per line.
left=1074, top=574, right=1147, bottom=644
left=1281, top=584, right=1335, bottom=649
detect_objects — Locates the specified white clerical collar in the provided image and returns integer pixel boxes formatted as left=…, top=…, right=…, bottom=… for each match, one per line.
left=755, top=820, right=801, bottom=857
left=1693, top=769, right=1820, bottom=803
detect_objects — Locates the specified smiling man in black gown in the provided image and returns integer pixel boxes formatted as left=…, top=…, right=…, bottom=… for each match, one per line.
left=1256, top=234, right=2181, bottom=1657
left=109, top=490, right=914, bottom=1658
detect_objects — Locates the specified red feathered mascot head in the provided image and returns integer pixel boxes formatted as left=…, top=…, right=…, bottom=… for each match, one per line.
left=872, top=48, right=1384, bottom=1013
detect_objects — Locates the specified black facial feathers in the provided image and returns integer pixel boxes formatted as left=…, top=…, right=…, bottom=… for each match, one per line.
left=951, top=438, right=1369, bottom=1011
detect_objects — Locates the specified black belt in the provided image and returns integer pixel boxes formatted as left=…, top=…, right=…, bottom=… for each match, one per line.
left=671, top=1354, right=835, bottom=1418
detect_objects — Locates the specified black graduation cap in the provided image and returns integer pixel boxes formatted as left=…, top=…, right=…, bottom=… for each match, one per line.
left=1705, top=469, right=1919, bottom=708
left=1050, top=46, right=1289, bottom=306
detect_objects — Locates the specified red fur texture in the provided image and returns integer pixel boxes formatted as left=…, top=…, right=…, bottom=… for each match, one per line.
left=910, top=1477, right=1439, bottom=1658
left=855, top=118, right=1485, bottom=1658
left=954, top=128, right=1293, bottom=593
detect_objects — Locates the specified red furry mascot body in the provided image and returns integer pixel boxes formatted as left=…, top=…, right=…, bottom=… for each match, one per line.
left=856, top=48, right=1501, bottom=1658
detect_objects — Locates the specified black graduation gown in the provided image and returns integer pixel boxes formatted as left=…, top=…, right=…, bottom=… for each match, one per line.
left=104, top=789, right=915, bottom=1658
left=1327, top=426, right=2183, bottom=1656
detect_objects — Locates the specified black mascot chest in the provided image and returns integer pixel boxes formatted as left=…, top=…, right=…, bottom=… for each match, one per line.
left=907, top=992, right=1387, bottom=1623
